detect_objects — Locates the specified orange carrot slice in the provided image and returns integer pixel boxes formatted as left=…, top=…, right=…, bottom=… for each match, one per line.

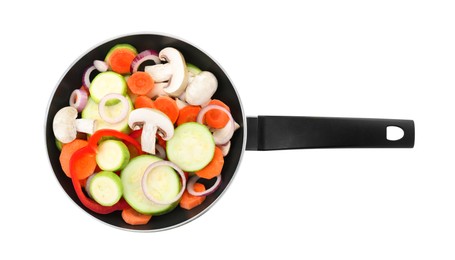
left=180, top=183, right=206, bottom=210
left=154, top=96, right=179, bottom=124
left=121, top=207, right=152, bottom=225
left=127, top=72, right=155, bottom=95
left=195, top=147, right=224, bottom=180
left=134, top=95, right=155, bottom=109
left=108, top=48, right=136, bottom=74
left=205, top=99, right=230, bottom=129
left=177, top=105, right=201, bottom=126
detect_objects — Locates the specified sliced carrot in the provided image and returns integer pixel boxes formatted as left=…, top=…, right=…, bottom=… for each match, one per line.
left=108, top=48, right=137, bottom=74
left=154, top=96, right=179, bottom=124
left=205, top=99, right=230, bottom=129
left=177, top=105, right=201, bottom=126
left=121, top=207, right=152, bottom=225
left=127, top=72, right=155, bottom=95
left=195, top=147, right=224, bottom=180
left=60, top=139, right=93, bottom=178
left=134, top=95, right=155, bottom=109
left=180, top=183, right=206, bottom=210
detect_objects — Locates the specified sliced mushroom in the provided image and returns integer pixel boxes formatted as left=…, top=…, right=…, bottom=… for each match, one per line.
left=128, top=108, right=174, bottom=154
left=53, top=106, right=95, bottom=143
left=144, top=63, right=173, bottom=83
left=185, top=71, right=218, bottom=106
left=178, top=90, right=186, bottom=102
left=146, top=82, right=168, bottom=99
left=144, top=47, right=188, bottom=97
left=175, top=98, right=189, bottom=110
left=159, top=47, right=188, bottom=96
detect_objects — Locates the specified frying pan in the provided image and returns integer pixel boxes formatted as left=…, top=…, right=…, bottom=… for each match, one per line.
left=45, top=33, right=415, bottom=231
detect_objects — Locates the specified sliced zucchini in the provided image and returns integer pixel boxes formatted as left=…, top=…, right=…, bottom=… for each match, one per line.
left=187, top=63, right=202, bottom=76
left=89, top=71, right=127, bottom=103
left=166, top=122, right=215, bottom=172
left=121, top=155, right=181, bottom=215
left=86, top=171, right=123, bottom=207
left=96, top=139, right=130, bottom=171
left=81, top=96, right=132, bottom=133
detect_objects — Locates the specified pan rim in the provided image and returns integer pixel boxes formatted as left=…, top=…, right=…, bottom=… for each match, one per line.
left=44, top=31, right=247, bottom=232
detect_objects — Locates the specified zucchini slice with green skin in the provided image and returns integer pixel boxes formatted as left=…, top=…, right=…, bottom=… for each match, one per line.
left=89, top=71, right=127, bottom=103
left=96, top=139, right=130, bottom=171
left=87, top=171, right=123, bottom=207
left=121, top=155, right=181, bottom=215
left=166, top=122, right=215, bottom=172
left=81, top=96, right=132, bottom=133
left=187, top=63, right=202, bottom=75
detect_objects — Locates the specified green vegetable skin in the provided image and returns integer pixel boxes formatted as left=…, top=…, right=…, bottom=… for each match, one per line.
left=121, top=155, right=181, bottom=215
left=166, top=122, right=215, bottom=172
left=87, top=171, right=123, bottom=207
left=186, top=63, right=202, bottom=75
left=96, top=139, right=130, bottom=171
left=104, top=43, right=138, bottom=62
left=61, top=44, right=231, bottom=220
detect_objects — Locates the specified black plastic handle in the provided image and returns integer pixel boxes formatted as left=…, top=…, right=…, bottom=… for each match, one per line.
left=246, top=116, right=415, bottom=151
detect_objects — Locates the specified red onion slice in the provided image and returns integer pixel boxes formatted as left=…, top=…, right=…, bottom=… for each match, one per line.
left=131, top=50, right=160, bottom=73
left=217, top=141, right=231, bottom=157
left=93, top=60, right=108, bottom=72
left=187, top=174, right=222, bottom=197
left=98, top=93, right=130, bottom=124
left=82, top=65, right=96, bottom=88
left=69, top=89, right=88, bottom=112
left=155, top=143, right=166, bottom=159
left=197, top=104, right=235, bottom=145
left=141, top=160, right=186, bottom=205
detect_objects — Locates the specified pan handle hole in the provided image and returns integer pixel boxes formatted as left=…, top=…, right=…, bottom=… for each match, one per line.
left=387, top=126, right=404, bottom=141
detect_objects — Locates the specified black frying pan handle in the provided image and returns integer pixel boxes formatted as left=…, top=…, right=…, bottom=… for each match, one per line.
left=246, top=116, right=415, bottom=151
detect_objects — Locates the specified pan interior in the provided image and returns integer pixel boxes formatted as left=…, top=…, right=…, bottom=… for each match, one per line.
left=45, top=33, right=245, bottom=231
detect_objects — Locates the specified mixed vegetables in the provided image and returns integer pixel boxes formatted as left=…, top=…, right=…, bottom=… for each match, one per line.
left=52, top=44, right=239, bottom=225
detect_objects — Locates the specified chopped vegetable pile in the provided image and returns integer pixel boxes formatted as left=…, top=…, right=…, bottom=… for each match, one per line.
left=52, top=44, right=240, bottom=225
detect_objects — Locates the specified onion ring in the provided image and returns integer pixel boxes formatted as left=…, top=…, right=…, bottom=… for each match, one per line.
left=141, top=161, right=186, bottom=205
left=98, top=93, right=130, bottom=124
left=93, top=60, right=109, bottom=72
left=131, top=49, right=160, bottom=73
left=187, top=174, right=222, bottom=197
left=155, top=144, right=166, bottom=159
left=82, top=65, right=96, bottom=88
left=217, top=141, right=231, bottom=157
left=69, top=89, right=88, bottom=112
left=197, top=104, right=235, bottom=145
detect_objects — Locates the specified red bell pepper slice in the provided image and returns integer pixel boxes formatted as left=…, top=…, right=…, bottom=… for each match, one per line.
left=88, top=128, right=142, bottom=153
left=69, top=129, right=143, bottom=214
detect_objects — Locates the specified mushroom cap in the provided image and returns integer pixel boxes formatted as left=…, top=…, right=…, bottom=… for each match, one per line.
left=146, top=82, right=168, bottom=99
left=185, top=71, right=218, bottom=106
left=128, top=108, right=175, bottom=154
left=53, top=106, right=78, bottom=143
left=159, top=47, right=188, bottom=97
left=128, top=108, right=174, bottom=140
left=144, top=63, right=173, bottom=83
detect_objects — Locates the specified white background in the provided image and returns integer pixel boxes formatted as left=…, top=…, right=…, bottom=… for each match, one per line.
left=1, top=1, right=454, bottom=259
